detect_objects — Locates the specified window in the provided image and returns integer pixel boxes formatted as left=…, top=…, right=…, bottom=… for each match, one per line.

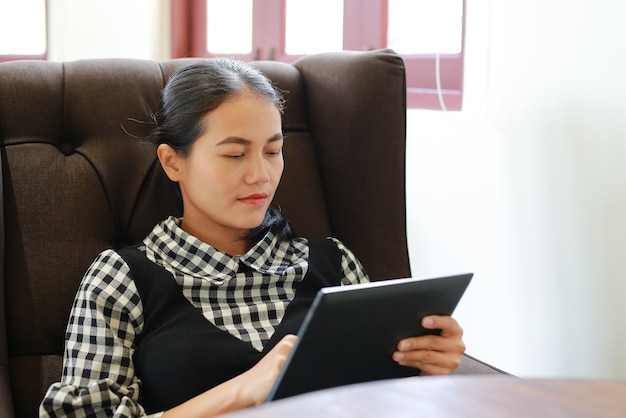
left=171, top=0, right=465, bottom=110
left=387, top=0, right=465, bottom=110
left=388, top=0, right=463, bottom=54
left=0, top=0, right=47, bottom=62
left=284, top=0, right=344, bottom=55
left=206, top=0, right=253, bottom=54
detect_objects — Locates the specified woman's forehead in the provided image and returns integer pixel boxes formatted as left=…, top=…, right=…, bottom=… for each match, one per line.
left=196, top=94, right=282, bottom=145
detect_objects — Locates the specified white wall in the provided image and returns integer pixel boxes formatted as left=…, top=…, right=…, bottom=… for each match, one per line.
left=45, top=0, right=626, bottom=380
left=47, top=0, right=170, bottom=61
left=407, top=0, right=626, bottom=379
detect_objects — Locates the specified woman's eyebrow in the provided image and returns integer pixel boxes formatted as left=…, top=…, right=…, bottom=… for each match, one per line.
left=268, top=133, right=284, bottom=142
left=216, top=133, right=283, bottom=146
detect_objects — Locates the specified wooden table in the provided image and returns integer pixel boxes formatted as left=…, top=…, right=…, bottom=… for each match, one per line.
left=221, top=376, right=626, bottom=417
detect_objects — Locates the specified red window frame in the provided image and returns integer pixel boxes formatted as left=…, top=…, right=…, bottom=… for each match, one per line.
left=0, top=52, right=47, bottom=63
left=171, top=0, right=465, bottom=110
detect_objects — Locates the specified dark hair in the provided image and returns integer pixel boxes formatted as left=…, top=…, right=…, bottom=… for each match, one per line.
left=151, top=57, right=294, bottom=242
left=152, top=57, right=284, bottom=156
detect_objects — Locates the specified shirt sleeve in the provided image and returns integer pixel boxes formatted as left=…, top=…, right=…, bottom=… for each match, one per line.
left=327, top=238, right=370, bottom=286
left=39, top=249, right=160, bottom=418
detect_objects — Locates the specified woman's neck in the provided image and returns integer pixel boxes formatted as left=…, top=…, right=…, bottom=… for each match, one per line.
left=179, top=218, right=251, bottom=256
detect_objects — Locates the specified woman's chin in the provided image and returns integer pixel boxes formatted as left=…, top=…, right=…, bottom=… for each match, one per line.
left=241, top=217, right=268, bottom=231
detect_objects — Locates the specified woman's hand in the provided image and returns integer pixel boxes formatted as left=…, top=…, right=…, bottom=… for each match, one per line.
left=163, top=334, right=297, bottom=418
left=392, top=315, right=465, bottom=375
left=234, top=334, right=298, bottom=406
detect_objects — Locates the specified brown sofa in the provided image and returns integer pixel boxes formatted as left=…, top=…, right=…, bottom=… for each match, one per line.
left=0, top=49, right=504, bottom=418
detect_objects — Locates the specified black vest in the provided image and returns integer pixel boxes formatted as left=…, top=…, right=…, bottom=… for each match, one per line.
left=119, top=237, right=342, bottom=414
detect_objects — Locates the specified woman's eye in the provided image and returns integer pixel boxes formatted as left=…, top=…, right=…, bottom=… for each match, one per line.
left=266, top=149, right=282, bottom=156
left=225, top=154, right=244, bottom=159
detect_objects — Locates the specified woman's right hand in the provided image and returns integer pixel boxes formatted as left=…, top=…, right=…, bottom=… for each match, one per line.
left=233, top=334, right=298, bottom=406
left=163, top=334, right=297, bottom=418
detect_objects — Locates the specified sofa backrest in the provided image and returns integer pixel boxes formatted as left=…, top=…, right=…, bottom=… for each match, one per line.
left=0, top=50, right=409, bottom=417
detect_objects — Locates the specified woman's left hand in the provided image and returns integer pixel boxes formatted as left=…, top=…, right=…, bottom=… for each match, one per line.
left=392, top=315, right=465, bottom=375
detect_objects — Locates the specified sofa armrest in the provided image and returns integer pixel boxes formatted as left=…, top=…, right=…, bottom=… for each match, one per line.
left=452, top=354, right=512, bottom=376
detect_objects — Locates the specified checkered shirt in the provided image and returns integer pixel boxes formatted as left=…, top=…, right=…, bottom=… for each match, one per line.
left=40, top=216, right=368, bottom=417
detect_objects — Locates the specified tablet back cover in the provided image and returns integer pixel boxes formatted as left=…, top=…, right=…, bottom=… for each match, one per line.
left=266, top=273, right=473, bottom=401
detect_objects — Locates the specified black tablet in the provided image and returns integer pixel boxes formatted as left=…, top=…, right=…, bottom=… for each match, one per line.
left=265, top=273, right=473, bottom=402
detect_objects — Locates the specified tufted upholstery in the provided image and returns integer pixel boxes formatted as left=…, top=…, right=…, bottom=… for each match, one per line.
left=0, top=50, right=503, bottom=418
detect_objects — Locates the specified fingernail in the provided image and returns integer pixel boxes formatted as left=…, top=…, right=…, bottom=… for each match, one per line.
left=423, top=317, right=434, bottom=327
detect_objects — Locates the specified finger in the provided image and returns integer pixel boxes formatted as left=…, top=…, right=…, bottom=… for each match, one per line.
left=393, top=349, right=462, bottom=373
left=265, top=336, right=298, bottom=380
left=398, top=334, right=466, bottom=355
left=273, top=334, right=297, bottom=356
left=280, top=334, right=298, bottom=346
left=417, top=362, right=456, bottom=376
left=422, top=315, right=463, bottom=337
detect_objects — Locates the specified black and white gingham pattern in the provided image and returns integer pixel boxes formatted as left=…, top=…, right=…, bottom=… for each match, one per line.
left=144, top=217, right=310, bottom=351
left=40, top=216, right=368, bottom=417
left=41, top=249, right=154, bottom=417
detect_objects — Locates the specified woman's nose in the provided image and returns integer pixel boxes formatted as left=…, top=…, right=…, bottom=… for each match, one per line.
left=245, top=154, right=270, bottom=184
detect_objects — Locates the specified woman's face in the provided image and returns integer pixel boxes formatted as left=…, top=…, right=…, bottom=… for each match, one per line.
left=163, top=92, right=284, bottom=248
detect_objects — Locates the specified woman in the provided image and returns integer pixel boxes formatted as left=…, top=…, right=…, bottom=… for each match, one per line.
left=40, top=58, right=465, bottom=417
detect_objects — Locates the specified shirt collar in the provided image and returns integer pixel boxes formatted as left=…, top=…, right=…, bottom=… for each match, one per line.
left=144, top=216, right=306, bottom=283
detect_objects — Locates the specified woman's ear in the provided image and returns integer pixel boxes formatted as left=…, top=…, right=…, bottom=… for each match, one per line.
left=157, top=144, right=184, bottom=181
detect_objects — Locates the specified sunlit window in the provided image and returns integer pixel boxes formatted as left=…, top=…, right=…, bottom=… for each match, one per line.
left=285, top=0, right=343, bottom=55
left=180, top=0, right=466, bottom=109
left=206, top=0, right=253, bottom=54
left=0, top=0, right=47, bottom=56
left=387, top=0, right=463, bottom=54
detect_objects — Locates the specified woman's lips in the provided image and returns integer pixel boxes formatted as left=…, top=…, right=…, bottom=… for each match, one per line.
left=239, top=193, right=268, bottom=206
